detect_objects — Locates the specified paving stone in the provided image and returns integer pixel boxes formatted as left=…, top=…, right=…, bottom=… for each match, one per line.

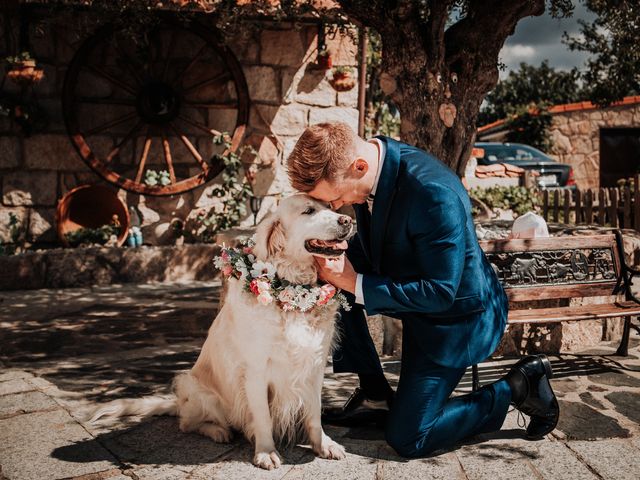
left=568, top=439, right=640, bottom=479
left=579, top=392, right=606, bottom=410
left=282, top=440, right=380, bottom=480
left=127, top=465, right=191, bottom=480
left=0, top=378, right=35, bottom=396
left=0, top=409, right=118, bottom=480
left=378, top=451, right=463, bottom=479
left=604, top=391, right=640, bottom=425
left=557, top=400, right=630, bottom=440
left=551, top=378, right=580, bottom=396
left=456, top=442, right=540, bottom=480
left=0, top=390, right=58, bottom=417
left=0, top=371, right=33, bottom=382
left=191, top=444, right=305, bottom=480
left=527, top=442, right=599, bottom=479
left=588, top=371, right=640, bottom=388
left=100, top=417, right=236, bottom=468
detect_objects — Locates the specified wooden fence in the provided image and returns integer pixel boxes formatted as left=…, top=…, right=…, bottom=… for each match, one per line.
left=541, top=174, right=640, bottom=230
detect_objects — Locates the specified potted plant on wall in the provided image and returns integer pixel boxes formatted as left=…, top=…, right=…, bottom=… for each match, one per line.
left=329, top=65, right=356, bottom=92
left=5, top=52, right=44, bottom=86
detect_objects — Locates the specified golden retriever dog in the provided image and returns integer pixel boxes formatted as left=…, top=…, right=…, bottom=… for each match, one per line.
left=86, top=195, right=353, bottom=469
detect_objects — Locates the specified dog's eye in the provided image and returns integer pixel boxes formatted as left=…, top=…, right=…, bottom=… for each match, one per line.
left=302, top=207, right=315, bottom=215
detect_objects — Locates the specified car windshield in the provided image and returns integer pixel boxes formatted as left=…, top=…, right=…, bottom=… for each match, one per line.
left=480, top=144, right=549, bottom=163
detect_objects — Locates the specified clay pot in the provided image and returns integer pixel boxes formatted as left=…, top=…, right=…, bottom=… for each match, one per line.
left=7, top=60, right=43, bottom=86
left=329, top=71, right=356, bottom=92
left=56, top=184, right=130, bottom=247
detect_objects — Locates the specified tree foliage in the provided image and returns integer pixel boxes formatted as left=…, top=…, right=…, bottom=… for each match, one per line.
left=564, top=0, right=640, bottom=105
left=479, top=61, right=584, bottom=126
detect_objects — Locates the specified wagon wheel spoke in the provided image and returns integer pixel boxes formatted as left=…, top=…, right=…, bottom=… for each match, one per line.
left=85, top=64, right=138, bottom=96
left=160, top=29, right=176, bottom=82
left=106, top=121, right=145, bottom=164
left=113, top=42, right=145, bottom=86
left=181, top=71, right=231, bottom=96
left=161, top=134, right=177, bottom=184
left=176, top=114, right=222, bottom=137
left=135, top=135, right=153, bottom=184
left=168, top=122, right=208, bottom=173
left=170, top=43, right=207, bottom=86
left=77, top=97, right=136, bottom=106
left=182, top=100, right=238, bottom=109
left=84, top=111, right=137, bottom=136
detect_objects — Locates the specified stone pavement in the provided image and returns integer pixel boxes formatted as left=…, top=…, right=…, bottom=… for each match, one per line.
left=1, top=282, right=640, bottom=480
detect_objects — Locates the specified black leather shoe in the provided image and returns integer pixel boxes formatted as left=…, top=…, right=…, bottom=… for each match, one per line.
left=505, top=354, right=560, bottom=439
left=321, top=387, right=392, bottom=426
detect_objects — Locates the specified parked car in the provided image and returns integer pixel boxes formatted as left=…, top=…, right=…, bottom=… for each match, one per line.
left=474, top=142, right=576, bottom=189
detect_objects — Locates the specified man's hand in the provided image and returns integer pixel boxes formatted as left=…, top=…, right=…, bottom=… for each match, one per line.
left=314, top=254, right=357, bottom=294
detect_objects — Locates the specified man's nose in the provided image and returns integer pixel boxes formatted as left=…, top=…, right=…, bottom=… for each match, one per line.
left=338, top=215, right=352, bottom=226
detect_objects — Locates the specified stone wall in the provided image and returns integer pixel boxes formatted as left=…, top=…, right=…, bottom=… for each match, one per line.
left=0, top=9, right=359, bottom=248
left=549, top=102, right=640, bottom=190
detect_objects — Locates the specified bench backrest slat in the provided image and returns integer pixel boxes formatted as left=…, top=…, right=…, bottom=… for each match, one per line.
left=479, top=234, right=622, bottom=302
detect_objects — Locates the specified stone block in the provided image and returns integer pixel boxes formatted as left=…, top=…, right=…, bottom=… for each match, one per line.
left=244, top=133, right=281, bottom=166
left=251, top=104, right=308, bottom=137
left=0, top=378, right=34, bottom=396
left=24, top=134, right=89, bottom=170
left=3, top=171, right=57, bottom=206
left=208, top=108, right=239, bottom=135
left=31, top=63, right=58, bottom=98
left=0, top=409, right=118, bottom=480
left=0, top=135, right=20, bottom=168
left=58, top=172, right=104, bottom=197
left=0, top=390, right=58, bottom=417
left=28, top=207, right=57, bottom=242
left=568, top=439, right=640, bottom=479
left=309, top=107, right=359, bottom=130
left=337, top=82, right=359, bottom=107
left=282, top=67, right=336, bottom=107
left=326, top=31, right=358, bottom=66
left=0, top=206, right=28, bottom=244
left=244, top=65, right=280, bottom=103
left=260, top=29, right=307, bottom=67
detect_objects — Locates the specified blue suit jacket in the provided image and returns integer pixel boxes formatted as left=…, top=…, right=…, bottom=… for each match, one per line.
left=350, top=136, right=508, bottom=369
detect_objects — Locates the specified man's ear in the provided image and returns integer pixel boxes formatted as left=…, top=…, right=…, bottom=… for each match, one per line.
left=352, top=157, right=369, bottom=176
left=253, top=213, right=286, bottom=260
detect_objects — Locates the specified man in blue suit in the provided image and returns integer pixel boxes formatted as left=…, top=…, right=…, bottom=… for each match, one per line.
left=287, top=123, right=559, bottom=457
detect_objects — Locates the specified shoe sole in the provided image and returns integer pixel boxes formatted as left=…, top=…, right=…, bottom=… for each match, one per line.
left=539, top=354, right=554, bottom=380
left=526, top=354, right=559, bottom=440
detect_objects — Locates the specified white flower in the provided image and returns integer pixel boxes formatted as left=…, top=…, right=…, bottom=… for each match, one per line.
left=278, top=286, right=297, bottom=304
left=235, top=260, right=249, bottom=280
left=250, top=261, right=276, bottom=279
left=256, top=280, right=271, bottom=294
left=296, top=292, right=317, bottom=312
left=213, top=256, right=225, bottom=269
left=257, top=291, right=273, bottom=305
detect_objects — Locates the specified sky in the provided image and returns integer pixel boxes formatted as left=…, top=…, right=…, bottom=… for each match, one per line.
left=499, top=2, right=597, bottom=78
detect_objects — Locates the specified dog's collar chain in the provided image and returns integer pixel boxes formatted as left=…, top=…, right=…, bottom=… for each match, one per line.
left=214, top=240, right=351, bottom=313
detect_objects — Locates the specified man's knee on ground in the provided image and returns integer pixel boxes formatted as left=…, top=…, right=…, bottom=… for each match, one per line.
left=385, top=426, right=436, bottom=459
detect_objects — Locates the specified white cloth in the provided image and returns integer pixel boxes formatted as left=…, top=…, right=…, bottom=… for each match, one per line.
left=354, top=139, right=386, bottom=305
left=509, top=211, right=549, bottom=239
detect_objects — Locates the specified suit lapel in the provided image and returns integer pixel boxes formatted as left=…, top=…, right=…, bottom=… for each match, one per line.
left=354, top=203, right=372, bottom=261
left=370, top=136, right=401, bottom=274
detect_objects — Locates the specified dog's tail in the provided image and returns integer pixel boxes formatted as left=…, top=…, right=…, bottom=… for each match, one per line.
left=83, top=395, right=178, bottom=423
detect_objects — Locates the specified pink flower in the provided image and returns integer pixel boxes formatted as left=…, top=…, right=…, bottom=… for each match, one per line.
left=222, top=265, right=233, bottom=276
left=249, top=279, right=260, bottom=295
left=317, top=284, right=337, bottom=305
left=257, top=291, right=273, bottom=305
left=243, top=246, right=253, bottom=254
left=221, top=251, right=230, bottom=261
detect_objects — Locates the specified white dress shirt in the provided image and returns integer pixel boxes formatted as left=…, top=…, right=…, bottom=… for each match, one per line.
left=354, top=138, right=386, bottom=305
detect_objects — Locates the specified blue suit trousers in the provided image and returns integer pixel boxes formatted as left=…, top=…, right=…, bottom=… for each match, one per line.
left=333, top=301, right=512, bottom=457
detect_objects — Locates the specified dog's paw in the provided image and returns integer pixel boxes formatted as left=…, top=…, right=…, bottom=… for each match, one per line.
left=198, top=423, right=233, bottom=443
left=315, top=439, right=346, bottom=460
left=253, top=450, right=282, bottom=470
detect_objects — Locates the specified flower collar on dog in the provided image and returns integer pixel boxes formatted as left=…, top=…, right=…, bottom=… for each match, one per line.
left=214, top=239, right=351, bottom=313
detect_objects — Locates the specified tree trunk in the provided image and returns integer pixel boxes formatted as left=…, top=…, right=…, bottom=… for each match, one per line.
left=338, top=0, right=546, bottom=174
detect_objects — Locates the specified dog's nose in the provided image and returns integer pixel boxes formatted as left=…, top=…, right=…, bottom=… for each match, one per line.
left=338, top=215, right=352, bottom=226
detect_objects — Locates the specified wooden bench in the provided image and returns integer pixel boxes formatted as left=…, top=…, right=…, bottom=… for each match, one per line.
left=472, top=231, right=640, bottom=390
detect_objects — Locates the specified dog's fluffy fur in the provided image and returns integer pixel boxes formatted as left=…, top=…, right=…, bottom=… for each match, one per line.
left=86, top=195, right=353, bottom=469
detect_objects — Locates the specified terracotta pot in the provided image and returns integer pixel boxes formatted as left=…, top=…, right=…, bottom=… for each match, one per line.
left=56, top=184, right=130, bottom=247
left=329, top=72, right=356, bottom=92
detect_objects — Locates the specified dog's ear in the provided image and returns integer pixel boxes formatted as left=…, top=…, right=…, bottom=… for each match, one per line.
left=253, top=213, right=286, bottom=260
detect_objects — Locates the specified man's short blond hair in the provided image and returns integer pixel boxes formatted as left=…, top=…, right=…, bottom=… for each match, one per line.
left=287, top=122, right=357, bottom=192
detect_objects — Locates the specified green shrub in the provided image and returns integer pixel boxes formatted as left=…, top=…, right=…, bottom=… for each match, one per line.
left=469, top=186, right=540, bottom=217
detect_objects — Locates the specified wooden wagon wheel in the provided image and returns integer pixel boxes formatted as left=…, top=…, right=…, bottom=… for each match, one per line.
left=62, top=17, right=249, bottom=196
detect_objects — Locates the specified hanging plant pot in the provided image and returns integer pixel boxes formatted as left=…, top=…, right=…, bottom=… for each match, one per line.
left=6, top=59, right=44, bottom=86
left=329, top=66, right=356, bottom=92
left=316, top=49, right=333, bottom=70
